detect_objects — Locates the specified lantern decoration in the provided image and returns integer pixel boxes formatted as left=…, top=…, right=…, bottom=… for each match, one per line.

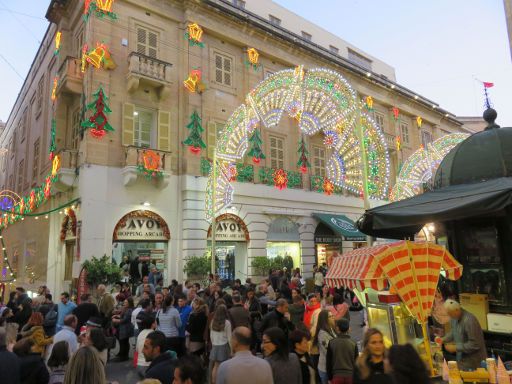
left=395, top=135, right=401, bottom=151
left=183, top=69, right=205, bottom=93
left=245, top=48, right=261, bottom=71
left=84, top=0, right=117, bottom=20
left=416, top=116, right=423, bottom=128
left=323, top=178, right=334, bottom=196
left=247, top=129, right=265, bottom=164
left=185, top=23, right=204, bottom=47
left=81, top=86, right=114, bottom=138
left=365, top=96, right=374, bottom=111
left=137, top=150, right=163, bottom=179
left=51, top=77, right=58, bottom=102
left=323, top=130, right=339, bottom=149
left=81, top=43, right=116, bottom=72
left=183, top=111, right=207, bottom=154
left=296, top=137, right=310, bottom=174
left=392, top=107, right=400, bottom=120
left=273, top=169, right=288, bottom=190
left=228, top=164, right=238, bottom=182
left=54, top=31, right=62, bottom=56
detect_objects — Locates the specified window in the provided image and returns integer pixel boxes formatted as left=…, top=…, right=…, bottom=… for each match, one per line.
left=214, top=52, right=232, bottom=87
left=17, top=159, right=24, bottom=192
left=136, top=26, right=158, bottom=58
left=36, top=76, right=45, bottom=116
left=134, top=109, right=155, bottom=148
left=8, top=174, right=14, bottom=191
left=32, top=139, right=40, bottom=181
left=75, top=27, right=84, bottom=57
left=312, top=145, right=326, bottom=177
left=329, top=45, right=339, bottom=54
left=264, top=70, right=274, bottom=79
left=20, top=112, right=27, bottom=141
left=71, top=109, right=81, bottom=149
left=373, top=112, right=385, bottom=130
left=9, top=132, right=15, bottom=158
left=269, top=135, right=284, bottom=169
left=400, top=123, right=410, bottom=145
left=207, top=121, right=225, bottom=159
left=421, top=130, right=433, bottom=148
left=269, top=15, right=281, bottom=26
left=65, top=242, right=75, bottom=281
left=301, top=31, right=312, bottom=41
left=233, top=0, right=245, bottom=8
left=347, top=48, right=372, bottom=71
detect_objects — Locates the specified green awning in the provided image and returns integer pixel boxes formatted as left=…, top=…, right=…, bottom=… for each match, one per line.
left=313, top=213, right=366, bottom=241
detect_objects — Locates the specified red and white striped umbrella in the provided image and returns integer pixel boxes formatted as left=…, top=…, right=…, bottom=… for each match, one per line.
left=325, top=240, right=462, bottom=323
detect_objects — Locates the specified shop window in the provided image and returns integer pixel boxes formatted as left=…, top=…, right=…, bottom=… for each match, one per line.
left=71, top=108, right=81, bottom=149
left=214, top=52, right=233, bottom=87
left=347, top=48, right=372, bottom=71
left=207, top=120, right=225, bottom=160
left=400, top=122, right=410, bottom=145
left=134, top=108, right=156, bottom=148
left=312, top=145, right=326, bottom=177
left=32, top=138, right=40, bottom=181
left=269, top=135, right=284, bottom=169
left=267, top=217, right=301, bottom=271
left=136, top=25, right=158, bottom=58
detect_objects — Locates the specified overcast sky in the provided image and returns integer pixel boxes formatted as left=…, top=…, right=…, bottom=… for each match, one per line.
left=0, top=1, right=510, bottom=125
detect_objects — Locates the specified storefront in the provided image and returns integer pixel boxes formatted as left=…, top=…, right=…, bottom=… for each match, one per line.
left=266, top=217, right=301, bottom=271
left=112, top=210, right=170, bottom=282
left=207, top=214, right=249, bottom=281
left=313, top=213, right=366, bottom=266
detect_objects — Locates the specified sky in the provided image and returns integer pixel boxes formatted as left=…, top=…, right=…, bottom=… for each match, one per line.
left=0, top=1, right=511, bottom=125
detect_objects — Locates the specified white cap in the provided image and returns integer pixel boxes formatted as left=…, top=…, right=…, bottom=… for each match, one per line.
left=443, top=299, right=461, bottom=312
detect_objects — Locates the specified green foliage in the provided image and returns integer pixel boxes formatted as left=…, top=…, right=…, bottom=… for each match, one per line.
left=287, top=170, right=302, bottom=189
left=258, top=167, right=275, bottom=185
left=236, top=163, right=254, bottom=182
left=83, top=255, right=122, bottom=286
left=251, top=255, right=289, bottom=275
left=201, top=157, right=212, bottom=176
left=184, top=253, right=216, bottom=277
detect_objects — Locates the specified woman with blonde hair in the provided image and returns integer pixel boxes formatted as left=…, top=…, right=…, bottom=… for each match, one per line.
left=209, top=304, right=231, bottom=384
left=63, top=345, right=106, bottom=384
left=353, top=328, right=392, bottom=384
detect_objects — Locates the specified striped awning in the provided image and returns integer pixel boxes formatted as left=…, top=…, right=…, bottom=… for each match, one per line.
left=325, top=240, right=463, bottom=322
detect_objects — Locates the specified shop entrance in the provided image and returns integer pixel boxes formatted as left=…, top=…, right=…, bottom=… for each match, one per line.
left=267, top=217, right=301, bottom=271
left=207, top=214, right=250, bottom=282
left=112, top=210, right=170, bottom=284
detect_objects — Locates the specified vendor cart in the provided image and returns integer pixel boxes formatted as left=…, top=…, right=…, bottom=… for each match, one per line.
left=325, top=240, right=463, bottom=376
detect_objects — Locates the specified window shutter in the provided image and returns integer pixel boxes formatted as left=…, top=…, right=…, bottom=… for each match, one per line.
left=157, top=110, right=171, bottom=151
left=148, top=31, right=157, bottom=58
left=137, top=28, right=146, bottom=55
left=207, top=121, right=217, bottom=159
left=122, top=103, right=135, bottom=146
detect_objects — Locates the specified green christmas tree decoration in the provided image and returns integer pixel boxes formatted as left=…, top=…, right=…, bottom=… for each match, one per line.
left=81, top=87, right=114, bottom=139
left=49, top=118, right=56, bottom=160
left=296, top=136, right=310, bottom=174
left=247, top=129, right=266, bottom=164
left=183, top=111, right=207, bottom=154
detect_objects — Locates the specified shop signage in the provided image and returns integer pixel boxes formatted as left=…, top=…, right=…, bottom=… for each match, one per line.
left=207, top=213, right=250, bottom=242
left=113, top=210, right=170, bottom=241
left=330, top=217, right=360, bottom=234
left=315, top=236, right=343, bottom=244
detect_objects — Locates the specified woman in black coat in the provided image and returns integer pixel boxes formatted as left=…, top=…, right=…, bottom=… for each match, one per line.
left=13, top=338, right=49, bottom=384
left=111, top=297, right=134, bottom=361
left=185, top=297, right=208, bottom=356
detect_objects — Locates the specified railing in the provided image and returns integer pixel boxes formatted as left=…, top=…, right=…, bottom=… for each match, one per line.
left=384, top=133, right=396, bottom=150
left=56, top=57, right=83, bottom=94
left=57, top=148, right=79, bottom=169
left=124, top=146, right=171, bottom=173
left=128, top=52, right=172, bottom=83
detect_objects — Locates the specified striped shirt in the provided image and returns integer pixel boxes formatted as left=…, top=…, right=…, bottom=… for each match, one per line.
left=156, top=307, right=181, bottom=338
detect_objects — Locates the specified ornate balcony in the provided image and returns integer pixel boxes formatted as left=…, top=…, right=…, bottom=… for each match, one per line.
left=126, top=52, right=172, bottom=100
left=56, top=57, right=83, bottom=95
left=122, top=146, right=172, bottom=188
left=384, top=133, right=396, bottom=151
left=54, top=149, right=79, bottom=191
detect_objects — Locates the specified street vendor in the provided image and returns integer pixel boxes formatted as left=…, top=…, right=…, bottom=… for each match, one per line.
left=439, top=299, right=487, bottom=370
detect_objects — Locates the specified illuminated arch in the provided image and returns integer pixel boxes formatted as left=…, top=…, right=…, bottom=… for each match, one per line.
left=206, top=66, right=390, bottom=221
left=391, top=133, right=469, bottom=201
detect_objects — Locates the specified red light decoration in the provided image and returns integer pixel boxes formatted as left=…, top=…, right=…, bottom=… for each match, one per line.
left=273, top=169, right=288, bottom=190
left=392, top=107, right=400, bottom=120
left=228, top=164, right=238, bottom=182
left=323, top=178, right=334, bottom=196
left=188, top=146, right=201, bottom=154
left=252, top=157, right=261, bottom=165
left=300, top=165, right=308, bottom=174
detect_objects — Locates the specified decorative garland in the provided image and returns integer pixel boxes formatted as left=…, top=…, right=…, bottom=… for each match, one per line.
left=183, top=111, right=206, bottom=154
left=137, top=150, right=163, bottom=179
left=81, top=86, right=114, bottom=138
left=60, top=208, right=77, bottom=241
left=84, top=0, right=117, bottom=21
left=273, top=168, right=288, bottom=190
left=244, top=48, right=261, bottom=71
left=185, top=23, right=204, bottom=47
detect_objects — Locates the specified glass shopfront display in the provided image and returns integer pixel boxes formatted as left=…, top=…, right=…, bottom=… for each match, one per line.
left=267, top=217, right=302, bottom=271
left=267, top=242, right=301, bottom=271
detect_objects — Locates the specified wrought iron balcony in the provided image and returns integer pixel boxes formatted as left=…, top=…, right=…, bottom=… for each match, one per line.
left=126, top=52, right=172, bottom=100
left=122, top=146, right=171, bottom=187
left=56, top=57, right=83, bottom=95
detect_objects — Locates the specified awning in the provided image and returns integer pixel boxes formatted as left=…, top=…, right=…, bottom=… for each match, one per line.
left=325, top=240, right=462, bottom=323
left=313, top=213, right=366, bottom=241
left=357, top=177, right=512, bottom=239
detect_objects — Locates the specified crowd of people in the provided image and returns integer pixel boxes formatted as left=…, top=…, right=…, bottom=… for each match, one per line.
left=0, top=264, right=439, bottom=384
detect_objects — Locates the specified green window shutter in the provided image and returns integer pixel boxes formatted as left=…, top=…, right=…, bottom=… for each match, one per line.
left=157, top=110, right=171, bottom=151
left=122, top=103, right=135, bottom=146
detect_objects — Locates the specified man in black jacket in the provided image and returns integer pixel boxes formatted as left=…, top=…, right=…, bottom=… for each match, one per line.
left=0, top=327, right=20, bottom=384
left=327, top=318, right=358, bottom=383
left=259, top=298, right=294, bottom=337
left=72, top=293, right=100, bottom=334
left=144, top=330, right=177, bottom=383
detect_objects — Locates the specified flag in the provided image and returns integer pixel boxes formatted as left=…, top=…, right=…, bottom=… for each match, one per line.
left=483, top=82, right=494, bottom=88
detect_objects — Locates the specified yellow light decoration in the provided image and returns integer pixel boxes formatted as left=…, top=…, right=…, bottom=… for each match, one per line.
left=323, top=178, right=334, bottom=195
left=365, top=95, right=373, bottom=110
left=81, top=43, right=116, bottom=71
left=183, top=69, right=203, bottom=93
left=55, top=31, right=62, bottom=54
left=51, top=155, right=61, bottom=177
left=86, top=46, right=105, bottom=68
left=51, top=77, right=58, bottom=102
left=96, top=0, right=114, bottom=13
left=416, top=116, right=423, bottom=128
left=186, top=23, right=204, bottom=46
left=396, top=136, right=401, bottom=151
left=247, top=48, right=259, bottom=65
left=81, top=44, right=88, bottom=73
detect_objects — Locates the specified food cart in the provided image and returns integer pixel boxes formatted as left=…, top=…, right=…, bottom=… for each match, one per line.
left=325, top=240, right=463, bottom=376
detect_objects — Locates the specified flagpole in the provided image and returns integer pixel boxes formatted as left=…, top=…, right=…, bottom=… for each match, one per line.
left=211, top=150, right=217, bottom=275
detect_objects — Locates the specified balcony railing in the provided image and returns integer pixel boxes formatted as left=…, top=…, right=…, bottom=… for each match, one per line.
left=123, top=146, right=172, bottom=187
left=54, top=149, right=79, bottom=190
left=56, top=57, right=83, bottom=95
left=384, top=133, right=396, bottom=150
left=127, top=52, right=172, bottom=98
